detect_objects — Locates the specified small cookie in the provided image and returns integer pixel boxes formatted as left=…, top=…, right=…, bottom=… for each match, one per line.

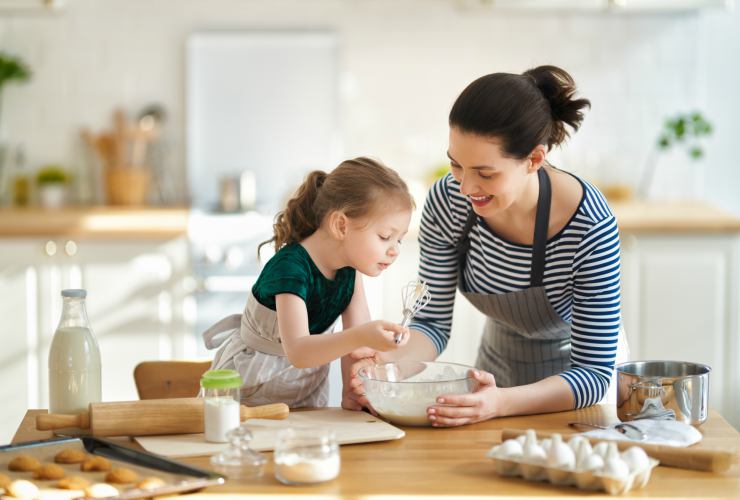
left=0, top=472, right=10, bottom=489
left=136, top=476, right=166, bottom=490
left=80, top=456, right=111, bottom=472
left=84, top=482, right=119, bottom=498
left=105, top=467, right=139, bottom=484
left=58, top=475, right=90, bottom=490
left=7, top=454, right=40, bottom=472
left=54, top=448, right=87, bottom=464
left=33, top=463, right=66, bottom=480
left=36, top=463, right=65, bottom=480
left=6, top=479, right=39, bottom=499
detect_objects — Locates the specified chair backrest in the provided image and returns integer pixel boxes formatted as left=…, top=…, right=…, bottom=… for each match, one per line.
left=134, top=360, right=213, bottom=399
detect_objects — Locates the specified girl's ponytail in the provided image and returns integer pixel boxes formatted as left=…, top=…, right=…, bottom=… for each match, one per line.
left=258, top=170, right=327, bottom=257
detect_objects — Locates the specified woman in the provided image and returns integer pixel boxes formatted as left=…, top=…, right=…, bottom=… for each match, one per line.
left=344, top=65, right=625, bottom=426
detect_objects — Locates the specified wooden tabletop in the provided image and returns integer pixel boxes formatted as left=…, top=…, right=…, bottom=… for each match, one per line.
left=12, top=406, right=740, bottom=499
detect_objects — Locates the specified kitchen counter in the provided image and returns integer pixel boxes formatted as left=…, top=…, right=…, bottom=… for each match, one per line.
left=1, top=200, right=739, bottom=240
left=610, top=200, right=740, bottom=234
left=12, top=406, right=740, bottom=498
left=0, top=206, right=188, bottom=239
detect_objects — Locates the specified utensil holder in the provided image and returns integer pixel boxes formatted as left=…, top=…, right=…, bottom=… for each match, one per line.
left=105, top=166, right=150, bottom=205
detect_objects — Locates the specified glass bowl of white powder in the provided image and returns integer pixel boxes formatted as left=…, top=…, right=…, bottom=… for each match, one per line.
left=358, top=361, right=476, bottom=427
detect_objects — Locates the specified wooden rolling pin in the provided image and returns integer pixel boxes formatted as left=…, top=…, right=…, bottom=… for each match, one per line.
left=501, top=428, right=738, bottom=473
left=36, top=397, right=289, bottom=437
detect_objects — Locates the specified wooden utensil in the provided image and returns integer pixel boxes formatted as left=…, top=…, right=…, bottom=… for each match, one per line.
left=501, top=428, right=738, bottom=473
left=36, top=398, right=289, bottom=437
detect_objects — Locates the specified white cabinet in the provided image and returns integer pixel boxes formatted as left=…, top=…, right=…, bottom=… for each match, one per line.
left=0, top=237, right=190, bottom=443
left=620, top=233, right=740, bottom=429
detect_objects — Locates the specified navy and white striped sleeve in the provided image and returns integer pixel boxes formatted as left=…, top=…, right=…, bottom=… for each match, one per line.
left=559, top=209, right=621, bottom=408
left=408, top=178, right=461, bottom=354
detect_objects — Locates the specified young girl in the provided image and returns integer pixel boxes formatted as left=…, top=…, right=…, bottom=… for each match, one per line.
left=203, top=157, right=414, bottom=407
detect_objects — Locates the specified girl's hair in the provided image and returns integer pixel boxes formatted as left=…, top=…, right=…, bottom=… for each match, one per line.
left=259, top=157, right=414, bottom=255
left=448, top=65, right=591, bottom=159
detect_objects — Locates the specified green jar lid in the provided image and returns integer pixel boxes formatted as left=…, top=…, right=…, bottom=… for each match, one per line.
left=200, top=369, right=242, bottom=390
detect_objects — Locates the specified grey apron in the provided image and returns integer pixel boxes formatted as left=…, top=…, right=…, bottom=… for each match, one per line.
left=202, top=292, right=332, bottom=408
left=459, top=168, right=572, bottom=388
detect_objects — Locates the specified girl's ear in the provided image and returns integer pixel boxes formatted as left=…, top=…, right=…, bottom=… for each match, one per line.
left=528, top=144, right=547, bottom=172
left=328, top=210, right=349, bottom=239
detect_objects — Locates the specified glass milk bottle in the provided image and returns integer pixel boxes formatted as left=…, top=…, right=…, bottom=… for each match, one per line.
left=48, top=289, right=102, bottom=414
left=200, top=369, right=242, bottom=443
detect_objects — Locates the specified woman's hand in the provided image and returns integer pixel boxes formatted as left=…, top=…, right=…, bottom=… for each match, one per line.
left=426, top=369, right=502, bottom=427
left=341, top=348, right=392, bottom=412
left=356, top=320, right=409, bottom=351
left=341, top=347, right=376, bottom=411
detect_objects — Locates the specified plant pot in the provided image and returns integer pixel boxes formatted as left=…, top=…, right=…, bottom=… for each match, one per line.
left=39, top=184, right=66, bottom=208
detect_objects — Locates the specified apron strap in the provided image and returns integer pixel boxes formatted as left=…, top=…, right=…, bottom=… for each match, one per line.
left=530, top=167, right=552, bottom=287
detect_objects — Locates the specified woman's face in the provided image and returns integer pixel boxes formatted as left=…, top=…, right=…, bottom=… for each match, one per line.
left=448, top=127, right=536, bottom=218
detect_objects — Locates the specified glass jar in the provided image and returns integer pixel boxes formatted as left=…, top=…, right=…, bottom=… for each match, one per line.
left=48, top=289, right=102, bottom=415
left=274, top=428, right=340, bottom=485
left=200, top=369, right=242, bottom=443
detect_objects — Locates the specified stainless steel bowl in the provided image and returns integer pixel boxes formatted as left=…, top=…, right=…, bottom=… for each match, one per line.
left=358, top=361, right=476, bottom=427
left=616, top=360, right=711, bottom=426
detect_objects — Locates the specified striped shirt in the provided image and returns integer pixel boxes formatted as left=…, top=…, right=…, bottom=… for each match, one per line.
left=409, top=172, right=621, bottom=408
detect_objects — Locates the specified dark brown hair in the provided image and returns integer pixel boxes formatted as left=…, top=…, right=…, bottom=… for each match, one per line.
left=258, top=157, right=414, bottom=255
left=449, top=65, right=591, bottom=159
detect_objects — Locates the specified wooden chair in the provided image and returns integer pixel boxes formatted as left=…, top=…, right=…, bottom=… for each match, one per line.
left=133, top=360, right=213, bottom=399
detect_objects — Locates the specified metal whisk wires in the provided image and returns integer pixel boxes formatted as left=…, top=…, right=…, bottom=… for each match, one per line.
left=395, top=280, right=431, bottom=344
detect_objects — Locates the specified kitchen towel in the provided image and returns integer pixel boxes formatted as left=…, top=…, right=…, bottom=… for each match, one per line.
left=581, top=419, right=702, bottom=447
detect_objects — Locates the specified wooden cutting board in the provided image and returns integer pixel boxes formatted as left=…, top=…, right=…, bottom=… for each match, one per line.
left=135, top=408, right=404, bottom=458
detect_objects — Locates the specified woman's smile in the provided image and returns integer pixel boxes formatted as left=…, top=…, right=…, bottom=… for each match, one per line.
left=469, top=194, right=494, bottom=207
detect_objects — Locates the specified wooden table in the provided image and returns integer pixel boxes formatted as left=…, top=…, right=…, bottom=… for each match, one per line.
left=12, top=406, right=740, bottom=499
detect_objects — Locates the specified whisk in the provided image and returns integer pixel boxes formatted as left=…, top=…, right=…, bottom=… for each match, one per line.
left=394, top=280, right=431, bottom=344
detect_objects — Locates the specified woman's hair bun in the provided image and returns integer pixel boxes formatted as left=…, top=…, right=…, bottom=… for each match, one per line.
left=523, top=65, right=591, bottom=148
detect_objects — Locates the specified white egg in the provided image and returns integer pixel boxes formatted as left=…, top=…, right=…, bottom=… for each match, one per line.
left=567, top=435, right=587, bottom=452
left=540, top=438, right=552, bottom=452
left=601, top=443, right=630, bottom=480
left=546, top=433, right=576, bottom=470
left=499, top=439, right=524, bottom=459
left=575, top=440, right=594, bottom=470
left=584, top=453, right=605, bottom=471
left=522, top=429, right=547, bottom=464
left=621, top=446, right=650, bottom=473
left=592, top=441, right=609, bottom=458
left=515, top=435, right=527, bottom=446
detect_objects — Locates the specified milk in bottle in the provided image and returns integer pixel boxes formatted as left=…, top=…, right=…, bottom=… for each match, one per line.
left=48, top=289, right=102, bottom=414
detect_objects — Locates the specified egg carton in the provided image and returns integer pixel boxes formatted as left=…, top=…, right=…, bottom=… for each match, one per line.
left=486, top=432, right=659, bottom=496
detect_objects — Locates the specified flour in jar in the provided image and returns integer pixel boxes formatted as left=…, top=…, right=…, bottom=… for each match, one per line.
left=204, top=397, right=240, bottom=443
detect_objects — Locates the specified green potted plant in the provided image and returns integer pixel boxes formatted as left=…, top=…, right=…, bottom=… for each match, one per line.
left=637, top=112, right=713, bottom=199
left=36, top=164, right=69, bottom=208
left=0, top=52, right=31, bottom=131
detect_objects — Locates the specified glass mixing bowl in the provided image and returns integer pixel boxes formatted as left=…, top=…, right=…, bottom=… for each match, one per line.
left=358, top=361, right=476, bottom=427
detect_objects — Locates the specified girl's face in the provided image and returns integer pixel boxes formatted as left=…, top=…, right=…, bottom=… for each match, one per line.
left=448, top=127, right=538, bottom=218
left=343, top=204, right=412, bottom=277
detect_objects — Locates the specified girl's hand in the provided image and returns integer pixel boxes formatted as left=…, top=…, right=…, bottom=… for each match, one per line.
left=358, top=320, right=409, bottom=351
left=426, top=370, right=501, bottom=427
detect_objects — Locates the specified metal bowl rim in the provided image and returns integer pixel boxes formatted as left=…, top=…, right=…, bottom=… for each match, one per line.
left=615, top=360, right=712, bottom=377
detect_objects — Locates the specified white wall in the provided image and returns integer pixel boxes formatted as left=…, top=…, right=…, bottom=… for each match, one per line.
left=0, top=0, right=738, bottom=211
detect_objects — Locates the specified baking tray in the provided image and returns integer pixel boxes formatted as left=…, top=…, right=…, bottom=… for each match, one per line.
left=0, top=436, right=224, bottom=499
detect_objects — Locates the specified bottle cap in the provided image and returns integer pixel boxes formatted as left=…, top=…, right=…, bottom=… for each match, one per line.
left=201, top=369, right=242, bottom=390
left=61, top=289, right=87, bottom=298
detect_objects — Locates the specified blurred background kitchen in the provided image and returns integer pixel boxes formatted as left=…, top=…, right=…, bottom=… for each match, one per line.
left=1, top=0, right=739, bottom=442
